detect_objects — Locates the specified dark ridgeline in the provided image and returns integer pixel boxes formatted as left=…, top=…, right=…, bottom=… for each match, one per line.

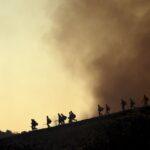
left=0, top=130, right=14, bottom=140
left=0, top=95, right=149, bottom=149
left=0, top=106, right=150, bottom=150
left=29, top=94, right=149, bottom=131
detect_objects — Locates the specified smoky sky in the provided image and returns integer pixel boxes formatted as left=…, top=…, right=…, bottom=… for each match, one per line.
left=49, top=0, right=150, bottom=112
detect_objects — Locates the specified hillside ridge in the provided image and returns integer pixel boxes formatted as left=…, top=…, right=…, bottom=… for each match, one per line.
left=0, top=106, right=150, bottom=150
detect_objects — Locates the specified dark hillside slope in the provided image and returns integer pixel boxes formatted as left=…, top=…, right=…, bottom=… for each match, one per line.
left=0, top=107, right=150, bottom=150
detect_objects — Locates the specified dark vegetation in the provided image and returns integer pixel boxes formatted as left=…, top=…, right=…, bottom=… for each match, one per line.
left=0, top=107, right=150, bottom=150
left=0, top=130, right=15, bottom=140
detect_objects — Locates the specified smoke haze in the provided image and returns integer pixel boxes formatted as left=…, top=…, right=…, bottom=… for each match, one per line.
left=49, top=0, right=150, bottom=112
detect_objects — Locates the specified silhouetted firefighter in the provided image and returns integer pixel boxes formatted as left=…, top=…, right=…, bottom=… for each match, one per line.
left=68, top=111, right=77, bottom=123
left=143, top=95, right=149, bottom=107
left=31, top=119, right=38, bottom=130
left=130, top=98, right=135, bottom=109
left=105, top=104, right=110, bottom=114
left=58, top=113, right=62, bottom=125
left=58, top=113, right=67, bottom=125
left=46, top=116, right=52, bottom=128
left=121, top=99, right=127, bottom=111
left=61, top=113, right=67, bottom=124
left=98, top=104, right=104, bottom=116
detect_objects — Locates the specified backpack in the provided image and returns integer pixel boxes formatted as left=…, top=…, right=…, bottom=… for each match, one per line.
left=47, top=118, right=52, bottom=124
left=35, top=121, right=38, bottom=126
left=63, top=115, right=67, bottom=120
left=71, top=113, right=76, bottom=119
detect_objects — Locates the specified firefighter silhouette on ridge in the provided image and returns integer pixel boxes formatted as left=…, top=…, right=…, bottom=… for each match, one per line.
left=68, top=111, right=77, bottom=123
left=143, top=95, right=149, bottom=107
left=98, top=104, right=104, bottom=116
left=61, top=113, right=67, bottom=124
left=121, top=99, right=127, bottom=111
left=130, top=98, right=135, bottom=109
left=58, top=113, right=63, bottom=125
left=31, top=119, right=38, bottom=130
left=105, top=104, right=110, bottom=114
left=46, top=116, right=52, bottom=128
left=58, top=113, right=67, bottom=125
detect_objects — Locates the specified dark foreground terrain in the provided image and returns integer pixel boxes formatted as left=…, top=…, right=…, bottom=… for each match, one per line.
left=0, top=107, right=150, bottom=150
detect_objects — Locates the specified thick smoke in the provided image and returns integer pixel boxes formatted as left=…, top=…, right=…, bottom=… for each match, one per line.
left=49, top=0, right=150, bottom=112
